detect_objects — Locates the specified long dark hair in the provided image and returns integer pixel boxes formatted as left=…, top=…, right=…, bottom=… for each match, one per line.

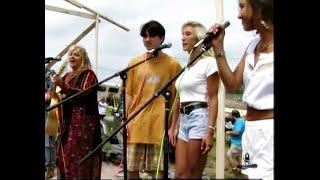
left=249, top=0, right=273, bottom=24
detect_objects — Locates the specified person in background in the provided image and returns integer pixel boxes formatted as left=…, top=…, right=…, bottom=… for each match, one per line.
left=125, top=20, right=181, bottom=179
left=226, top=110, right=245, bottom=173
left=169, top=21, right=219, bottom=179
left=51, top=45, right=102, bottom=179
left=45, top=72, right=56, bottom=178
left=98, top=97, right=107, bottom=121
left=209, top=0, right=274, bottom=179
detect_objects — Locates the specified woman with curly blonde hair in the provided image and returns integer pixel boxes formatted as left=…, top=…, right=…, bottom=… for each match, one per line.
left=51, top=45, right=102, bottom=179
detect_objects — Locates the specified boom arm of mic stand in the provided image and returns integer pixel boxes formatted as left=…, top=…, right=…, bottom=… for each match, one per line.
left=46, top=55, right=155, bottom=112
left=78, top=46, right=207, bottom=170
left=78, top=81, right=165, bottom=164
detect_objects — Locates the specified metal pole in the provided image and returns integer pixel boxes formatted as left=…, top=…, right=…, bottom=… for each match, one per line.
left=163, top=90, right=170, bottom=179
left=119, top=73, right=128, bottom=180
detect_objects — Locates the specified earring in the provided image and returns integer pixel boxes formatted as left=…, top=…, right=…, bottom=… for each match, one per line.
left=80, top=60, right=85, bottom=68
left=260, top=20, right=269, bottom=29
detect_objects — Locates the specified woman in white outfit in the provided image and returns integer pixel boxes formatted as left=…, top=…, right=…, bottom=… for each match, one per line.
left=169, top=21, right=220, bottom=179
left=209, top=0, right=274, bottom=179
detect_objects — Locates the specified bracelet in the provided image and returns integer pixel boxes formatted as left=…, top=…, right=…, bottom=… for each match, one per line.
left=214, top=51, right=225, bottom=58
left=208, top=125, right=216, bottom=131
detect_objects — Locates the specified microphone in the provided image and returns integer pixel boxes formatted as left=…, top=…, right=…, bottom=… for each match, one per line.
left=147, top=42, right=172, bottom=54
left=194, top=20, right=230, bottom=49
left=237, top=164, right=258, bottom=169
left=45, top=56, right=62, bottom=63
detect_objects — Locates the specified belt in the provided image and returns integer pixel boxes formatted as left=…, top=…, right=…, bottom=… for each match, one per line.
left=180, top=102, right=208, bottom=115
left=245, top=106, right=273, bottom=121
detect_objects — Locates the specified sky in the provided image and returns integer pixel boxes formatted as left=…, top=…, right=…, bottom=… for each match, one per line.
left=45, top=0, right=256, bottom=85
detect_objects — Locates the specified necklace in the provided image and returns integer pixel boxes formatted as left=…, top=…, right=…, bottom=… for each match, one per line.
left=258, top=41, right=273, bottom=52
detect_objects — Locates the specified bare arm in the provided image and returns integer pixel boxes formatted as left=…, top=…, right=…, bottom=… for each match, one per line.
left=169, top=96, right=180, bottom=146
left=215, top=52, right=246, bottom=92
left=209, top=23, right=245, bottom=92
left=201, top=72, right=219, bottom=154
left=206, top=72, right=219, bottom=133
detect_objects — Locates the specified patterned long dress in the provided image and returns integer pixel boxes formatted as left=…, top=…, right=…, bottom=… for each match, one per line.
left=57, top=69, right=102, bottom=179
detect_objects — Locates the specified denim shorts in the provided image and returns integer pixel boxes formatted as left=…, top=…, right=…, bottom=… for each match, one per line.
left=178, top=108, right=208, bottom=142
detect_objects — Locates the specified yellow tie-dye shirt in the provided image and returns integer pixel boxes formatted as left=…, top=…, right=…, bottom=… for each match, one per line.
left=126, top=52, right=181, bottom=145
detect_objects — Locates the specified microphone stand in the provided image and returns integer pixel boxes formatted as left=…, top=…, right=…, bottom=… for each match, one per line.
left=46, top=45, right=169, bottom=112
left=163, top=90, right=170, bottom=179
left=46, top=51, right=158, bottom=180
left=78, top=42, right=212, bottom=179
left=45, top=59, right=60, bottom=64
left=47, top=55, right=155, bottom=112
left=119, top=70, right=128, bottom=180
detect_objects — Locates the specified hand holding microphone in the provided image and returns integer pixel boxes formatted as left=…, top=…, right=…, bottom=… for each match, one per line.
left=206, top=20, right=230, bottom=52
left=194, top=20, right=230, bottom=50
left=206, top=21, right=230, bottom=43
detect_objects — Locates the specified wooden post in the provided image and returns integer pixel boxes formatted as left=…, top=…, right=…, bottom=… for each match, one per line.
left=45, top=5, right=95, bottom=19
left=215, top=0, right=225, bottom=179
left=46, top=0, right=130, bottom=72
left=45, top=22, right=97, bottom=72
left=95, top=15, right=99, bottom=74
left=65, top=0, right=130, bottom=31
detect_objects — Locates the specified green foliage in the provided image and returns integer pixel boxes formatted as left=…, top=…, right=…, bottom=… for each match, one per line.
left=225, top=85, right=244, bottom=103
left=234, top=85, right=244, bottom=94
left=226, top=85, right=244, bottom=95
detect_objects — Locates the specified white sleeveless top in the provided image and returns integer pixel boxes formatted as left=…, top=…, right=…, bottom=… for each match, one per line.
left=243, top=35, right=274, bottom=110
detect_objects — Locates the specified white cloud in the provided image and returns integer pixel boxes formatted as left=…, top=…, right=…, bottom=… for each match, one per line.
left=45, top=0, right=255, bottom=83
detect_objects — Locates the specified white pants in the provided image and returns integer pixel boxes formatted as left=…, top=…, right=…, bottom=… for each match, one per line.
left=241, top=119, right=274, bottom=180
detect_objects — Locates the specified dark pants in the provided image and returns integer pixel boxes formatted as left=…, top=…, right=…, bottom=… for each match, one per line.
left=45, top=136, right=56, bottom=167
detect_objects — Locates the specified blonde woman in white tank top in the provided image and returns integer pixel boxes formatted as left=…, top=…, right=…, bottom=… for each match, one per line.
left=168, top=21, right=220, bottom=179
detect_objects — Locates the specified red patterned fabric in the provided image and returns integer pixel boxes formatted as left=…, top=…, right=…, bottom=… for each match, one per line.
left=57, top=69, right=102, bottom=179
